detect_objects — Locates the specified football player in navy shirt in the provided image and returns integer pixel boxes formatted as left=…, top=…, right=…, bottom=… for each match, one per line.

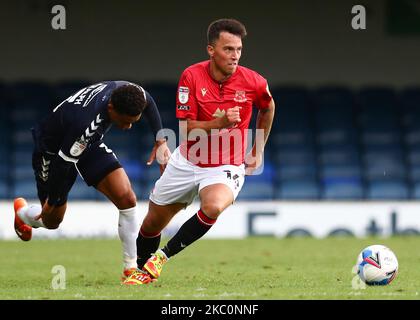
left=13, top=81, right=170, bottom=282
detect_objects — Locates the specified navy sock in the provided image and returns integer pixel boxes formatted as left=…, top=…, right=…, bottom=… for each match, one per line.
left=136, top=227, right=161, bottom=268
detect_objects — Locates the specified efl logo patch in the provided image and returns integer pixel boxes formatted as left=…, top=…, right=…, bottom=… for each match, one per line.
left=178, top=86, right=189, bottom=104
left=177, top=105, right=190, bottom=111
left=70, top=139, right=87, bottom=157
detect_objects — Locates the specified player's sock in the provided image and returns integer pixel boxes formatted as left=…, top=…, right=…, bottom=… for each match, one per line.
left=118, top=206, right=141, bottom=269
left=18, top=204, right=45, bottom=228
left=162, top=209, right=216, bottom=258
left=136, top=227, right=161, bottom=268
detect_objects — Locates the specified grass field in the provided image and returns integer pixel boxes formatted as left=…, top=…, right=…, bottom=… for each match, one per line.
left=0, top=237, right=419, bottom=300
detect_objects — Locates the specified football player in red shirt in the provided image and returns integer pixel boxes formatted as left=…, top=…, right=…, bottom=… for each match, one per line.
left=124, top=18, right=275, bottom=285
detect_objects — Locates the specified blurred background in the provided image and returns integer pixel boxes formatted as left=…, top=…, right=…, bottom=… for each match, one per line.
left=1, top=0, right=420, bottom=204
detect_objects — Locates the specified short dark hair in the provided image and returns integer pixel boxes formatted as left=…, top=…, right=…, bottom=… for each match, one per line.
left=207, top=18, right=247, bottom=45
left=110, top=84, right=146, bottom=116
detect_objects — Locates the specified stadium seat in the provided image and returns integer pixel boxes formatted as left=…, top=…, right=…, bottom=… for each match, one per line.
left=0, top=181, right=8, bottom=199
left=366, top=180, right=409, bottom=200
left=320, top=164, right=361, bottom=179
left=237, top=181, right=275, bottom=200
left=405, top=126, right=420, bottom=143
left=143, top=82, right=177, bottom=111
left=275, top=179, right=319, bottom=200
left=12, top=150, right=33, bottom=166
left=411, top=182, right=420, bottom=199
left=321, top=180, right=364, bottom=200
left=137, top=180, right=156, bottom=200
left=408, top=149, right=420, bottom=165
left=271, top=145, right=316, bottom=166
left=12, top=179, right=38, bottom=199
left=364, top=163, right=407, bottom=181
left=318, top=145, right=360, bottom=166
left=363, top=149, right=405, bottom=166
left=276, top=163, right=317, bottom=181
left=271, top=86, right=310, bottom=109
left=408, top=165, right=420, bottom=183
left=67, top=178, right=97, bottom=200
left=119, top=160, right=144, bottom=180
left=361, top=131, right=401, bottom=146
left=359, top=87, right=397, bottom=110
left=317, top=128, right=358, bottom=147
left=270, top=130, right=314, bottom=149
left=9, top=81, right=54, bottom=107
left=12, top=165, right=34, bottom=180
left=271, top=86, right=313, bottom=133
left=319, top=164, right=363, bottom=199
left=142, top=165, right=162, bottom=184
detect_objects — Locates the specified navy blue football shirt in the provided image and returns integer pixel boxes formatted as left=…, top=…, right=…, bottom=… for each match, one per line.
left=33, top=80, right=163, bottom=164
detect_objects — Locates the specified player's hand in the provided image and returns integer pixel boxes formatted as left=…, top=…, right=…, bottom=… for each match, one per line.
left=244, top=151, right=263, bottom=176
left=147, top=139, right=171, bottom=174
left=222, top=106, right=242, bottom=128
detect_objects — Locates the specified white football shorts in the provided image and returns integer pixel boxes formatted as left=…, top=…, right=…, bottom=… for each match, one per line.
left=149, top=146, right=245, bottom=206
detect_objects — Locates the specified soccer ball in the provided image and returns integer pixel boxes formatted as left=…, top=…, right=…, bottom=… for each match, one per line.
left=356, top=245, right=398, bottom=286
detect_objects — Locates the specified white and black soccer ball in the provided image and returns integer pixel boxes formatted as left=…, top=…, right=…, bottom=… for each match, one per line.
left=356, top=245, right=398, bottom=286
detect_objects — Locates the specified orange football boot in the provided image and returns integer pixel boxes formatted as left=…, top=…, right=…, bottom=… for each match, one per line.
left=13, top=198, right=32, bottom=241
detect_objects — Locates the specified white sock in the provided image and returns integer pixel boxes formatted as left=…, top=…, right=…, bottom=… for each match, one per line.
left=18, top=204, right=45, bottom=228
left=118, top=206, right=141, bottom=270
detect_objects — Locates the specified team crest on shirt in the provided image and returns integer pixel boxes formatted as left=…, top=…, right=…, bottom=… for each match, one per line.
left=70, top=138, right=87, bottom=157
left=178, top=87, right=189, bottom=104
left=234, top=90, right=247, bottom=103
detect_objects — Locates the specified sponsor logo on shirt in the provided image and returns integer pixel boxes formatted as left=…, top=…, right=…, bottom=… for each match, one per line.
left=212, top=108, right=226, bottom=118
left=201, top=88, right=207, bottom=97
left=177, top=105, right=190, bottom=111
left=178, top=86, right=189, bottom=104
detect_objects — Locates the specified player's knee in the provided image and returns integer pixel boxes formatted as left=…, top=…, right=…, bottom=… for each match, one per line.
left=200, top=203, right=224, bottom=219
left=115, top=188, right=137, bottom=210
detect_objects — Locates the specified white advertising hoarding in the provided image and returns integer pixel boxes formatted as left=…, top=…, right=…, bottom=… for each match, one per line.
left=1, top=201, right=420, bottom=240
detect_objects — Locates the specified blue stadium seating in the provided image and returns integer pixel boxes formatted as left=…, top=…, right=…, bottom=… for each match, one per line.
left=0, top=181, right=8, bottom=199
left=276, top=163, right=317, bottom=181
left=322, top=180, right=364, bottom=200
left=237, top=181, right=275, bottom=200
left=276, top=179, right=319, bottom=200
left=366, top=180, right=410, bottom=200
left=67, top=178, right=97, bottom=200
left=3, top=81, right=420, bottom=200
left=12, top=179, right=38, bottom=199
left=318, top=145, right=360, bottom=166
left=411, top=182, right=420, bottom=199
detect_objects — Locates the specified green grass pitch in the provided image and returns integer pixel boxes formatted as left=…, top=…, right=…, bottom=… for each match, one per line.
left=0, top=237, right=418, bottom=300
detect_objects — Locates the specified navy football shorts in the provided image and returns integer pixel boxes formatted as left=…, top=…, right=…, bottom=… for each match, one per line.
left=32, top=141, right=122, bottom=205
